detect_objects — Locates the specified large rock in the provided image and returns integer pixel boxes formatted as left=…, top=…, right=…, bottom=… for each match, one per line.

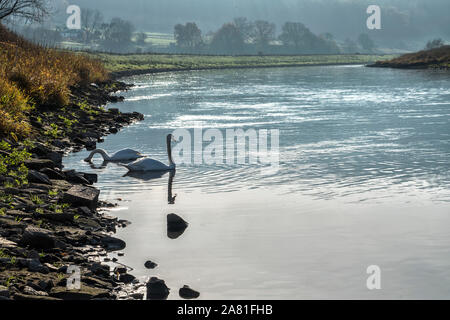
left=50, top=286, right=110, bottom=300
left=24, top=159, right=55, bottom=170
left=167, top=213, right=189, bottom=239
left=40, top=168, right=65, bottom=180
left=179, top=285, right=200, bottom=299
left=16, top=258, right=50, bottom=274
left=46, top=151, right=63, bottom=167
left=63, top=185, right=100, bottom=209
left=0, top=237, right=17, bottom=249
left=27, top=259, right=50, bottom=274
left=146, top=277, right=170, bottom=300
left=100, top=235, right=126, bottom=251
left=119, top=274, right=136, bottom=284
left=64, top=170, right=91, bottom=185
left=13, top=293, right=61, bottom=301
left=20, top=226, right=55, bottom=249
left=40, top=213, right=75, bottom=222
left=23, top=286, right=49, bottom=296
left=28, top=170, right=52, bottom=185
left=0, top=285, right=9, bottom=298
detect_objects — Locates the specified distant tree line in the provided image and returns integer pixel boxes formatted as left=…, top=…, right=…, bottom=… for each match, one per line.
left=17, top=8, right=138, bottom=52
left=173, top=18, right=377, bottom=55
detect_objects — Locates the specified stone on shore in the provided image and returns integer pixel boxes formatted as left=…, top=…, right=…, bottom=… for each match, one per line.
left=113, top=266, right=127, bottom=275
left=0, top=237, right=18, bottom=249
left=119, top=274, right=136, bottom=284
left=39, top=168, right=65, bottom=180
left=63, top=185, right=100, bottom=209
left=50, top=286, right=111, bottom=300
left=20, top=226, right=55, bottom=249
left=23, top=286, right=49, bottom=296
left=146, top=277, right=170, bottom=300
left=24, top=159, right=55, bottom=170
left=0, top=285, right=9, bottom=298
left=13, top=293, right=61, bottom=301
left=179, top=285, right=200, bottom=299
left=40, top=212, right=75, bottom=222
left=27, top=170, right=52, bottom=185
left=27, top=259, right=50, bottom=274
left=100, top=235, right=126, bottom=251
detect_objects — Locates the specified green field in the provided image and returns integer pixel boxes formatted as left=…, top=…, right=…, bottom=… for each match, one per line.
left=88, top=53, right=398, bottom=76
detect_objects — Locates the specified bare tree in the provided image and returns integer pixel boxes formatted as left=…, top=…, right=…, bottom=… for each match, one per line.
left=251, top=20, right=275, bottom=47
left=0, top=0, right=48, bottom=22
left=81, top=8, right=104, bottom=43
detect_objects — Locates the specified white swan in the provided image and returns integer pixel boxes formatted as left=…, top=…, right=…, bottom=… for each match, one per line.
left=124, top=134, right=176, bottom=171
left=84, top=148, right=143, bottom=162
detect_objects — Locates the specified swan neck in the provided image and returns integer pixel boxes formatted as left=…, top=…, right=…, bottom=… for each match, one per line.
left=167, top=136, right=174, bottom=166
left=88, top=149, right=111, bottom=161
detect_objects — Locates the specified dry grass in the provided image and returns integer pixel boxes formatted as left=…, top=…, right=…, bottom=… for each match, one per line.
left=0, top=24, right=109, bottom=138
left=0, top=78, right=31, bottom=138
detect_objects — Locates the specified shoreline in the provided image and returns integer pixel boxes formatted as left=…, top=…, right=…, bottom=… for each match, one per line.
left=110, top=62, right=369, bottom=78
left=0, top=80, right=146, bottom=300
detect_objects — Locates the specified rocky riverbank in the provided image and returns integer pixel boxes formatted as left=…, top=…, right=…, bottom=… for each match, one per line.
left=367, top=45, right=450, bottom=70
left=0, top=80, right=146, bottom=300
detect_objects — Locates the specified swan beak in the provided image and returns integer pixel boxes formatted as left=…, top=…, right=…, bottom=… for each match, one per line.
left=172, top=137, right=178, bottom=143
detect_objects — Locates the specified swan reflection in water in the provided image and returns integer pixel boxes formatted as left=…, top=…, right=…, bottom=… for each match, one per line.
left=124, top=170, right=177, bottom=204
left=124, top=170, right=187, bottom=239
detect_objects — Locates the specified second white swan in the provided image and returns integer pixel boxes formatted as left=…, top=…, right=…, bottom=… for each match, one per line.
left=84, top=148, right=143, bottom=162
left=124, top=134, right=176, bottom=171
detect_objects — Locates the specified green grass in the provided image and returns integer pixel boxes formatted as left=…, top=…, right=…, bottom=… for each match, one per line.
left=91, top=53, right=398, bottom=74
left=142, top=32, right=175, bottom=47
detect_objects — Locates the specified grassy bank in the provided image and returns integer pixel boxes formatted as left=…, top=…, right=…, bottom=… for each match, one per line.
left=90, top=52, right=397, bottom=76
left=0, top=24, right=108, bottom=139
left=0, top=26, right=146, bottom=300
left=369, top=45, right=450, bottom=69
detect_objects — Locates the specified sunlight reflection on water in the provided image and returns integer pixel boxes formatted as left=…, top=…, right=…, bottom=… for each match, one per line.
left=64, top=66, right=450, bottom=299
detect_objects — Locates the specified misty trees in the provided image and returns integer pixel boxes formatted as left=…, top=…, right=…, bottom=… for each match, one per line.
left=279, top=22, right=340, bottom=54
left=357, top=33, right=375, bottom=52
left=174, top=22, right=202, bottom=51
left=426, top=38, right=445, bottom=50
left=233, top=17, right=254, bottom=43
left=81, top=8, right=104, bottom=44
left=102, top=17, right=135, bottom=52
left=251, top=20, right=275, bottom=49
left=279, top=22, right=312, bottom=48
left=210, top=23, right=244, bottom=54
left=343, top=38, right=358, bottom=53
left=0, top=0, right=48, bottom=22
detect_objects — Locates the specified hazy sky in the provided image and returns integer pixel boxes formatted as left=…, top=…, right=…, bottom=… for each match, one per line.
left=53, top=0, right=449, bottom=45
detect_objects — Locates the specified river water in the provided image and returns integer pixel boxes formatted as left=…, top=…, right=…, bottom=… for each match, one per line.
left=64, top=65, right=450, bottom=299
